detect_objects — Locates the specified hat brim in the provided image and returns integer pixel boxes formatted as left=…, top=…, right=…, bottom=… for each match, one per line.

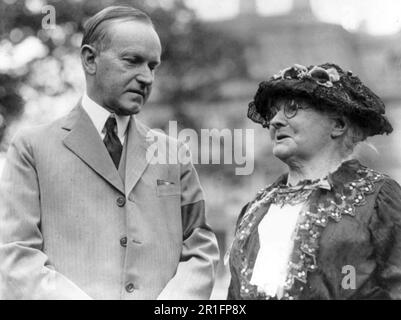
left=249, top=77, right=393, bottom=136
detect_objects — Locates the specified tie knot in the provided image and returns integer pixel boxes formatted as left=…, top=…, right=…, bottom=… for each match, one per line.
left=104, top=116, right=118, bottom=135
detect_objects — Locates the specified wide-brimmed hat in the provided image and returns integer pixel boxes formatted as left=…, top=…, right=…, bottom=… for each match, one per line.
left=248, top=63, right=393, bottom=136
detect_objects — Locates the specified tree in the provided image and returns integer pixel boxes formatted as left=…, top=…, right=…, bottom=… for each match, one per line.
left=0, top=0, right=248, bottom=145
left=0, top=74, right=23, bottom=150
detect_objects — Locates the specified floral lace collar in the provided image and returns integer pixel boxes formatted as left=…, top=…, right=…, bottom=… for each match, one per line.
left=231, top=159, right=386, bottom=300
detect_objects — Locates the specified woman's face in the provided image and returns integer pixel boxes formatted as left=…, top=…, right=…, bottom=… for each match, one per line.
left=269, top=98, right=335, bottom=164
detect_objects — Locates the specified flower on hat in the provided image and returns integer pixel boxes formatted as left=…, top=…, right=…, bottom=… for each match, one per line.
left=273, top=64, right=308, bottom=81
left=326, top=68, right=340, bottom=82
left=306, top=66, right=341, bottom=88
left=272, top=64, right=341, bottom=88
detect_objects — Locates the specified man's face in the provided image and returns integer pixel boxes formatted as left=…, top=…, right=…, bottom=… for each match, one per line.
left=93, top=20, right=161, bottom=115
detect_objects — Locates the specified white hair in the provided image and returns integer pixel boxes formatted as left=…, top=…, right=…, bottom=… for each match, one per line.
left=342, top=119, right=369, bottom=156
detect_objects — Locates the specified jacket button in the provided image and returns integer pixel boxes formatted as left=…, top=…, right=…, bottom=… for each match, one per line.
left=116, top=196, right=126, bottom=207
left=125, top=283, right=135, bottom=293
left=120, top=237, right=127, bottom=247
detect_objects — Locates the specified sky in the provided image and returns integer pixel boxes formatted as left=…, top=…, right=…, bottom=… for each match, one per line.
left=185, top=0, right=401, bottom=35
left=1, top=0, right=400, bottom=76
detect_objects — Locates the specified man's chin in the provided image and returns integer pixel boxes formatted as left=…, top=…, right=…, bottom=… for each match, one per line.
left=115, top=104, right=142, bottom=116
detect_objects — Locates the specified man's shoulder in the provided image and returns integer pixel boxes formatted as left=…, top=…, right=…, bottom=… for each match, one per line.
left=11, top=111, right=72, bottom=146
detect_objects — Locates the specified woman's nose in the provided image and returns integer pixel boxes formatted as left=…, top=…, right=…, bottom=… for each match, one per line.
left=269, top=110, right=287, bottom=129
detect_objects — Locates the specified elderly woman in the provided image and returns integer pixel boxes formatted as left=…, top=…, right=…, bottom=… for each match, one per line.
left=227, top=63, right=401, bottom=300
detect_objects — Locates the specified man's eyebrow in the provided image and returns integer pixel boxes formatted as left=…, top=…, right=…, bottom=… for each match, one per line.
left=119, top=50, right=161, bottom=64
left=119, top=49, right=138, bottom=56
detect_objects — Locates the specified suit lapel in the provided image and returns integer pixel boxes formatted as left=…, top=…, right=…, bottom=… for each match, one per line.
left=62, top=105, right=125, bottom=194
left=125, top=117, right=153, bottom=194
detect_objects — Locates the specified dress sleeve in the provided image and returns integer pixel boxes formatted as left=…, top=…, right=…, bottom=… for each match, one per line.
left=373, top=178, right=401, bottom=299
left=227, top=202, right=250, bottom=300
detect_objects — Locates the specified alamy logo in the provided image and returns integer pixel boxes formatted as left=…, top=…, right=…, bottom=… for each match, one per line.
left=145, top=121, right=255, bottom=175
left=41, top=5, right=56, bottom=30
left=341, top=265, right=356, bottom=290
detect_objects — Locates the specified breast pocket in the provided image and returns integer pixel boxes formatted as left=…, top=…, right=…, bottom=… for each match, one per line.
left=156, top=184, right=181, bottom=197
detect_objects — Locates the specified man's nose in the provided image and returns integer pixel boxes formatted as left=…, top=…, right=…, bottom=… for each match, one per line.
left=136, top=65, right=154, bottom=86
left=269, top=110, right=287, bottom=129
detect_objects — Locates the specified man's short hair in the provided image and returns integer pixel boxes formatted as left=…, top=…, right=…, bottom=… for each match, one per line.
left=81, top=6, right=153, bottom=51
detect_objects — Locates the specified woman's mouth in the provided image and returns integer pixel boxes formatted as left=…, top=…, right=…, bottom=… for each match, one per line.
left=275, top=133, right=291, bottom=141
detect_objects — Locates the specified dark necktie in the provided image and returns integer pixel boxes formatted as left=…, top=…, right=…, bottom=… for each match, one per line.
left=103, top=116, right=123, bottom=168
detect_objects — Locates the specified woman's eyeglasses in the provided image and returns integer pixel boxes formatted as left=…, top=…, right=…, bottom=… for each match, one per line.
left=266, top=100, right=310, bottom=127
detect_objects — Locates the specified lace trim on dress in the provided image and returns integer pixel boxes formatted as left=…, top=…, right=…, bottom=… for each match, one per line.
left=231, top=162, right=386, bottom=300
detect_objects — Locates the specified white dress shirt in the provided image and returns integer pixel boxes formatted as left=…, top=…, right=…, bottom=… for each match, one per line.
left=249, top=178, right=334, bottom=299
left=250, top=202, right=305, bottom=299
left=81, top=93, right=130, bottom=144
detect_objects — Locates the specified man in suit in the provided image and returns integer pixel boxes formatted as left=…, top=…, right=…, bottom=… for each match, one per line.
left=0, top=6, right=219, bottom=299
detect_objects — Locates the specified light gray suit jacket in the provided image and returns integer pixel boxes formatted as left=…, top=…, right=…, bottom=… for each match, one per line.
left=0, top=104, right=219, bottom=299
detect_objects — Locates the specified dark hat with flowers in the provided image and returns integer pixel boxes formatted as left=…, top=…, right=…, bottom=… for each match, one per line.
left=248, top=63, right=393, bottom=136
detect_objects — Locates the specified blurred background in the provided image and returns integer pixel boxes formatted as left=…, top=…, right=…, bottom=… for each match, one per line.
left=1, top=0, right=401, bottom=299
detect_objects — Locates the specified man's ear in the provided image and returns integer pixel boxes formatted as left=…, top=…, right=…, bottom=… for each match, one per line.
left=331, top=116, right=348, bottom=139
left=81, top=44, right=98, bottom=75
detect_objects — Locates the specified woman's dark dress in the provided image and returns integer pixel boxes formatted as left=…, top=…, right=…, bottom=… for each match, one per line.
left=227, top=160, right=401, bottom=300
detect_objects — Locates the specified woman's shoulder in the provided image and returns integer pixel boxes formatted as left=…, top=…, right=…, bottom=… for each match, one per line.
left=346, top=163, right=401, bottom=222
left=329, top=160, right=397, bottom=193
left=352, top=162, right=401, bottom=197
left=374, top=176, right=401, bottom=215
